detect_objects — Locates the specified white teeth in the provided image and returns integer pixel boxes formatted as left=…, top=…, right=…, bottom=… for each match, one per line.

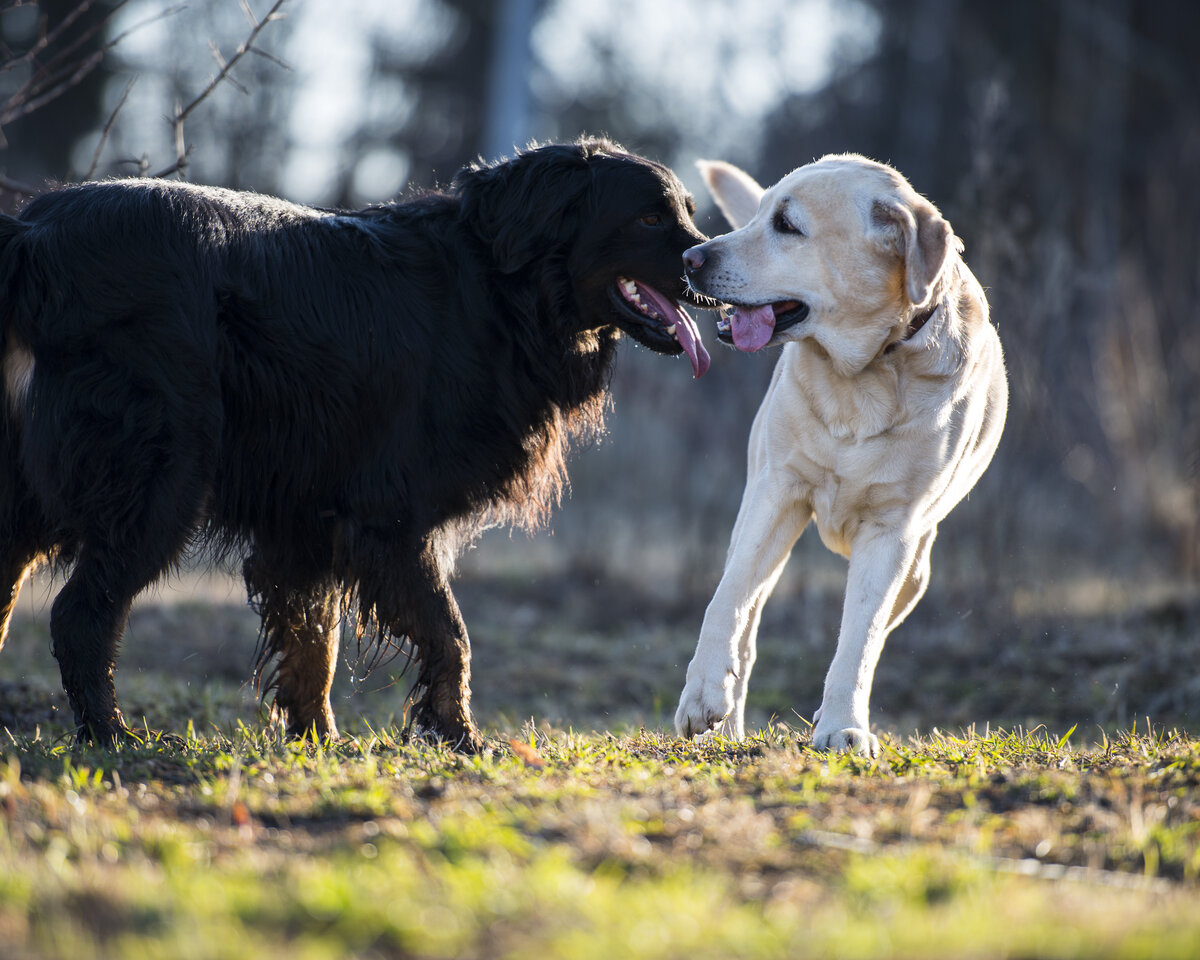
left=666, top=324, right=676, bottom=336
left=619, top=277, right=667, bottom=322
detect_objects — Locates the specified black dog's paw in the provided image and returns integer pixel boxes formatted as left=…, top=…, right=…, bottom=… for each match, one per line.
left=405, top=716, right=486, bottom=755
left=74, top=717, right=187, bottom=750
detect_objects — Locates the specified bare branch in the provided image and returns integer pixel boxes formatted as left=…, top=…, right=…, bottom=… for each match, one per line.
left=0, top=0, right=99, bottom=75
left=247, top=46, right=291, bottom=72
left=0, top=0, right=290, bottom=186
left=0, top=172, right=39, bottom=196
left=176, top=0, right=288, bottom=126
left=151, top=158, right=185, bottom=179
left=172, top=96, right=185, bottom=166
left=149, top=0, right=290, bottom=179
left=27, top=1, right=115, bottom=79
left=105, top=2, right=187, bottom=52
left=84, top=75, right=135, bottom=180
left=0, top=0, right=142, bottom=132
left=208, top=41, right=249, bottom=96
left=0, top=49, right=103, bottom=126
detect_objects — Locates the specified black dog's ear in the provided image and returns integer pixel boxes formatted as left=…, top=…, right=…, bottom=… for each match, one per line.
left=454, top=144, right=594, bottom=274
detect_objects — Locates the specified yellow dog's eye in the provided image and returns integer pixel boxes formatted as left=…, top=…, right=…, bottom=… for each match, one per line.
left=639, top=214, right=661, bottom=227
left=773, top=210, right=802, bottom=235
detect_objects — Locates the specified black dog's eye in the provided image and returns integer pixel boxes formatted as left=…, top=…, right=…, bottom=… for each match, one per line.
left=639, top=214, right=662, bottom=227
left=773, top=209, right=802, bottom=236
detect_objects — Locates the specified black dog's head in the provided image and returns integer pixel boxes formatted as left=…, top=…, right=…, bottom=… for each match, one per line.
left=454, top=138, right=711, bottom=377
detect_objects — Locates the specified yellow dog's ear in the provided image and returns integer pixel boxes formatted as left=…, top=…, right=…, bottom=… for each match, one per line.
left=870, top=195, right=955, bottom=308
left=696, top=160, right=764, bottom=230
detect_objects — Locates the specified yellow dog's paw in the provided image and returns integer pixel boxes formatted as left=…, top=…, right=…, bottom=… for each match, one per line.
left=812, top=725, right=879, bottom=758
left=674, top=672, right=735, bottom=739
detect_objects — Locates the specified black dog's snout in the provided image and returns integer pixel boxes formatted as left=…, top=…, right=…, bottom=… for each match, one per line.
left=682, top=245, right=706, bottom=274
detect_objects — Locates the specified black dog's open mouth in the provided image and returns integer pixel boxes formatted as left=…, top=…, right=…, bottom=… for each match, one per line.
left=715, top=300, right=809, bottom=352
left=610, top=277, right=710, bottom=378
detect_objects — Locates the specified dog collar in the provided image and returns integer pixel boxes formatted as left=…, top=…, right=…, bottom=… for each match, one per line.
left=884, top=303, right=937, bottom=354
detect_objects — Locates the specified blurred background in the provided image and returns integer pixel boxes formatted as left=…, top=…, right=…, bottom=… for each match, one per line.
left=1, top=0, right=1196, bottom=738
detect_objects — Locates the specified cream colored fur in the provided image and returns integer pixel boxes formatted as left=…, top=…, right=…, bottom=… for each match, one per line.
left=2, top=340, right=34, bottom=415
left=675, top=154, right=1008, bottom=756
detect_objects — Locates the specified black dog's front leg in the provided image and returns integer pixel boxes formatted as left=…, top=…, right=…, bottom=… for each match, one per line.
left=358, top=534, right=483, bottom=753
left=405, top=585, right=482, bottom=753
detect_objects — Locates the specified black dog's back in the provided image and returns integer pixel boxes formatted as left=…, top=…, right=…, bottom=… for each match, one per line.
left=7, top=181, right=525, bottom=553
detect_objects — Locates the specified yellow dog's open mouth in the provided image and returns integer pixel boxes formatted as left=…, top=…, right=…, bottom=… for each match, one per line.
left=716, top=300, right=809, bottom=351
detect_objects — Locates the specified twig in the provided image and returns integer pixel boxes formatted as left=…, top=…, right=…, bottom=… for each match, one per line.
left=172, top=96, right=185, bottom=164
left=0, top=0, right=136, bottom=127
left=246, top=45, right=291, bottom=72
left=25, top=1, right=118, bottom=80
left=208, top=41, right=250, bottom=97
left=148, top=156, right=185, bottom=180
left=0, top=172, right=39, bottom=196
left=0, top=50, right=103, bottom=126
left=0, top=0, right=98, bottom=75
left=149, top=0, right=290, bottom=180
left=84, top=76, right=135, bottom=180
left=104, top=2, right=187, bottom=52
left=177, top=0, right=287, bottom=126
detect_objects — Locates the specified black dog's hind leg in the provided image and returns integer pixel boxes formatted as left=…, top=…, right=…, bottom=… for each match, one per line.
left=245, top=553, right=342, bottom=740
left=30, top=360, right=216, bottom=745
left=50, top=494, right=208, bottom=744
left=50, top=551, right=138, bottom=743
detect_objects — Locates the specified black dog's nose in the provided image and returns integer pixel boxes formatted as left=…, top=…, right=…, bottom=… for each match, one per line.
left=682, top=245, right=706, bottom=273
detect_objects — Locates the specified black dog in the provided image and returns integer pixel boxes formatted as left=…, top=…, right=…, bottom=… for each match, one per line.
left=0, top=138, right=710, bottom=750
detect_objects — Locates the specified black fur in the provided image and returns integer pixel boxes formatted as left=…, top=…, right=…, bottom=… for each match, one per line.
left=0, top=138, right=707, bottom=749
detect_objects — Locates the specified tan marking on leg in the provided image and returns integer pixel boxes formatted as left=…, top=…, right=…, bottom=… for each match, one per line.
left=266, top=590, right=342, bottom=739
left=3, top=342, right=34, bottom=414
left=0, top=559, right=36, bottom=653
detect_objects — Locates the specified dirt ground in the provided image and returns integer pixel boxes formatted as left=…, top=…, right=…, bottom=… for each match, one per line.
left=2, top=539, right=1196, bottom=742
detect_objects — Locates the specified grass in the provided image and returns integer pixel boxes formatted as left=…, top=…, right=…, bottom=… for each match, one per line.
left=2, top=722, right=1198, bottom=960
left=2, top=567, right=1198, bottom=958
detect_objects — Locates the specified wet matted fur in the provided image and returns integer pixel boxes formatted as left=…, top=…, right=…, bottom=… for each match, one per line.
left=0, top=138, right=710, bottom=750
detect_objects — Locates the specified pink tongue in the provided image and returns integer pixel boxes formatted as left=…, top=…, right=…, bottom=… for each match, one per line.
left=730, top=304, right=776, bottom=352
left=636, top=285, right=711, bottom=378
left=673, top=312, right=711, bottom=378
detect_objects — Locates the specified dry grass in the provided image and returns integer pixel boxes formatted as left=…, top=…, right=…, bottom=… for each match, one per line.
left=1, top=723, right=1198, bottom=960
